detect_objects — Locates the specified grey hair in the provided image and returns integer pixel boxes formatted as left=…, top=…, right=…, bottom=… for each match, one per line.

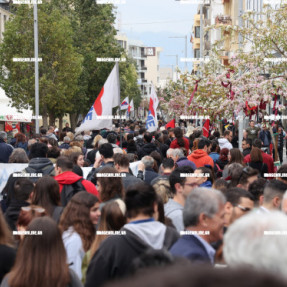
left=142, top=156, right=154, bottom=169
left=74, top=135, right=84, bottom=141
left=98, top=139, right=108, bottom=147
left=166, top=148, right=175, bottom=158
left=183, top=187, right=226, bottom=227
left=224, top=211, right=287, bottom=280
left=63, top=136, right=70, bottom=143
left=173, top=148, right=184, bottom=159
left=0, top=131, right=7, bottom=140
left=113, top=147, right=123, bottom=155
left=283, top=190, right=287, bottom=200
left=8, top=148, right=29, bottom=163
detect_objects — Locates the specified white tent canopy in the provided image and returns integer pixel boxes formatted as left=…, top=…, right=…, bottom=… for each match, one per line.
left=0, top=88, right=33, bottom=123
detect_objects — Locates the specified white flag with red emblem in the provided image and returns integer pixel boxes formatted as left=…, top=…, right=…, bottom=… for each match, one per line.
left=76, top=64, right=120, bottom=133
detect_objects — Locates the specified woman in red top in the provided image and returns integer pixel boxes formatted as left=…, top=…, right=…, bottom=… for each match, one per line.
left=170, top=127, right=190, bottom=154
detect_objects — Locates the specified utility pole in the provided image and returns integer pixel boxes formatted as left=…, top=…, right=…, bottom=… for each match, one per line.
left=33, top=3, right=39, bottom=134
left=199, top=3, right=204, bottom=127
left=238, top=0, right=244, bottom=151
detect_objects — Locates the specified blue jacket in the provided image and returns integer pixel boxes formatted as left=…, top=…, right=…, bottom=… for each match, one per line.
left=209, top=152, right=220, bottom=163
left=170, top=235, right=212, bottom=264
left=144, top=168, right=159, bottom=185
left=200, top=181, right=212, bottom=188
left=0, top=138, right=13, bottom=163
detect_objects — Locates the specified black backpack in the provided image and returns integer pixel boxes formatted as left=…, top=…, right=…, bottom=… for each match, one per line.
left=61, top=178, right=87, bottom=207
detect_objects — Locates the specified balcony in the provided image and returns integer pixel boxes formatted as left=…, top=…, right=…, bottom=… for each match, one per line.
left=215, top=15, right=232, bottom=25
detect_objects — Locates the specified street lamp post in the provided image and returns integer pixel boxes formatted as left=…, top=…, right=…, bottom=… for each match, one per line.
left=166, top=55, right=179, bottom=81
left=33, top=3, right=39, bottom=134
left=238, top=0, right=244, bottom=151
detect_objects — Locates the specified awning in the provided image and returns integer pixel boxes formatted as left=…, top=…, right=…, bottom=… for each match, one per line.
left=0, top=88, right=33, bottom=123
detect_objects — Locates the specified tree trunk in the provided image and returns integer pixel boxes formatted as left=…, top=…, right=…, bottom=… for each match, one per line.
left=42, top=104, right=48, bottom=129
left=70, top=113, right=78, bottom=132
left=58, top=115, right=63, bottom=132
left=48, top=113, right=56, bottom=127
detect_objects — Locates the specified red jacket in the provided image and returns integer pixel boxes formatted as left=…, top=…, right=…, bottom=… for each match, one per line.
left=170, top=138, right=190, bottom=153
left=54, top=171, right=99, bottom=197
left=244, top=151, right=275, bottom=174
left=187, top=150, right=214, bottom=168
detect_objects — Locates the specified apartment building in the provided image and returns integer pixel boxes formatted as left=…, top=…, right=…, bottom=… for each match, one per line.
left=192, top=0, right=263, bottom=71
left=116, top=34, right=162, bottom=97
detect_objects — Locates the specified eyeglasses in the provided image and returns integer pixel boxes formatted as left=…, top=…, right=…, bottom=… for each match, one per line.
left=236, top=205, right=252, bottom=212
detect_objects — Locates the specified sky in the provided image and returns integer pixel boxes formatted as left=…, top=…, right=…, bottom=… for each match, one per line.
left=114, top=0, right=199, bottom=70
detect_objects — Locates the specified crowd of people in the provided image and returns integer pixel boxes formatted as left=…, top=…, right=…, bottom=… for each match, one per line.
left=0, top=119, right=287, bottom=287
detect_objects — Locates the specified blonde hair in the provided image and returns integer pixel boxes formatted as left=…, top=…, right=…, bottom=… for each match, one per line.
left=66, top=132, right=74, bottom=141
left=92, top=135, right=103, bottom=148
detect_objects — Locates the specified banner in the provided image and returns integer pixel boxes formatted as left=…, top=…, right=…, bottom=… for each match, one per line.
left=146, top=85, right=159, bottom=132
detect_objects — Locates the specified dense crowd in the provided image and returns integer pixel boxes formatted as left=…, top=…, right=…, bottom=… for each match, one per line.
left=0, top=119, right=287, bottom=287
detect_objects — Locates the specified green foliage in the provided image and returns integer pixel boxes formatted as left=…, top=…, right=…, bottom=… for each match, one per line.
left=0, top=2, right=82, bottom=119
left=0, top=0, right=141, bottom=123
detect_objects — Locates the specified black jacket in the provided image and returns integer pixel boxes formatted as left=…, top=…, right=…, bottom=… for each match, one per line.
left=86, top=161, right=114, bottom=185
left=4, top=200, right=30, bottom=231
left=138, top=143, right=159, bottom=160
left=85, top=226, right=179, bottom=287
left=0, top=244, right=16, bottom=283
left=243, top=147, right=251, bottom=157
left=121, top=172, right=143, bottom=191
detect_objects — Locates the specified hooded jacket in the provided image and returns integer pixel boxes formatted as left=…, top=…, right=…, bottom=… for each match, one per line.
left=54, top=171, right=98, bottom=197
left=218, top=138, right=233, bottom=150
left=22, top=158, right=55, bottom=182
left=187, top=150, right=214, bottom=168
left=85, top=220, right=179, bottom=287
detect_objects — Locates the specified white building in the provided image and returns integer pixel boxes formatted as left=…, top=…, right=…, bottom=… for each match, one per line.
left=116, top=34, right=162, bottom=97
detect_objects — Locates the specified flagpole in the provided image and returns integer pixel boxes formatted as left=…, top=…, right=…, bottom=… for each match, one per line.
left=116, top=62, right=122, bottom=148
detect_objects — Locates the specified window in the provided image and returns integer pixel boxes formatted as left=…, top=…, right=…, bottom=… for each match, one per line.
left=195, top=26, right=200, bottom=38
left=194, top=49, right=200, bottom=58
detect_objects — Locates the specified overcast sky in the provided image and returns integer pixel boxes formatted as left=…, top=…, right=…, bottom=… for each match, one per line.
left=115, top=0, right=199, bottom=69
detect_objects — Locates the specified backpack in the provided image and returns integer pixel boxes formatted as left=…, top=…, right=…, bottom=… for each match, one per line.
left=61, top=178, right=87, bottom=207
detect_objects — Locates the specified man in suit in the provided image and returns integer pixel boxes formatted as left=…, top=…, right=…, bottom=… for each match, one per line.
left=169, top=187, right=226, bottom=264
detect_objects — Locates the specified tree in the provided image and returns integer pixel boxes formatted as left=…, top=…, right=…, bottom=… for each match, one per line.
left=160, top=3, right=287, bottom=121
left=52, top=0, right=141, bottom=129
left=0, top=3, right=83, bottom=127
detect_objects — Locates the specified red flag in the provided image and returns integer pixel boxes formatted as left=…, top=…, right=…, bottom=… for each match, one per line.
left=203, top=119, right=210, bottom=137
left=166, top=119, right=175, bottom=129
left=188, top=80, right=200, bottom=106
